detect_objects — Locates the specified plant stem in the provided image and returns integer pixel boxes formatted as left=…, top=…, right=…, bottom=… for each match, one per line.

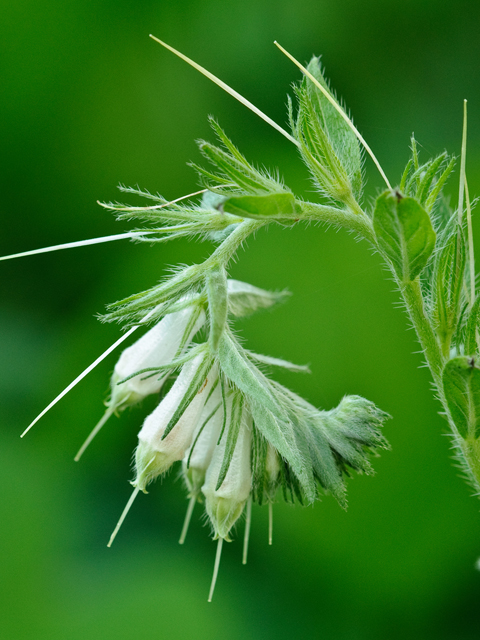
left=301, top=202, right=375, bottom=243
left=400, top=278, right=444, bottom=388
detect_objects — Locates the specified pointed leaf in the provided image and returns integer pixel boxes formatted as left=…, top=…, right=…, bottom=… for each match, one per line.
left=217, top=332, right=279, bottom=415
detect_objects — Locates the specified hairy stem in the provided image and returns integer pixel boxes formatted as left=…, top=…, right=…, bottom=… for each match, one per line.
left=301, top=202, right=375, bottom=243
left=400, top=278, right=444, bottom=388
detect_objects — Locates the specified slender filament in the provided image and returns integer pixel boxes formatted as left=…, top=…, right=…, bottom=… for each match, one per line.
left=74, top=407, right=115, bottom=462
left=107, top=486, right=140, bottom=547
left=268, top=502, right=273, bottom=545
left=465, top=178, right=475, bottom=307
left=149, top=35, right=298, bottom=147
left=208, top=537, right=224, bottom=602
left=242, top=496, right=252, bottom=565
left=274, top=41, right=392, bottom=190
left=458, top=100, right=468, bottom=226
left=1, top=187, right=214, bottom=262
left=0, top=231, right=150, bottom=262
left=179, top=495, right=197, bottom=545
left=21, top=326, right=138, bottom=438
left=21, top=306, right=158, bottom=438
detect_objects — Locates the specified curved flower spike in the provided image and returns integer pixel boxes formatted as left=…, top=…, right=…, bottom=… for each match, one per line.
left=134, top=354, right=217, bottom=492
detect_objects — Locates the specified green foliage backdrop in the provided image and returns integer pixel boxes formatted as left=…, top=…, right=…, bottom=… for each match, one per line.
left=1, top=1, right=480, bottom=638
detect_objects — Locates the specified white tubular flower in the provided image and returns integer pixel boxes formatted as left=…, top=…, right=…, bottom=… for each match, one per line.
left=134, top=354, right=218, bottom=492
left=202, top=404, right=253, bottom=541
left=111, top=304, right=206, bottom=409
left=183, top=384, right=223, bottom=496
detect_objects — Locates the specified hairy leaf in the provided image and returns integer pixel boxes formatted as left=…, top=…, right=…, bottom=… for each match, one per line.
left=373, top=190, right=436, bottom=282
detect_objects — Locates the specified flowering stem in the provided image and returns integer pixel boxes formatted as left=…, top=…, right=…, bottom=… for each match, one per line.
left=399, top=279, right=444, bottom=388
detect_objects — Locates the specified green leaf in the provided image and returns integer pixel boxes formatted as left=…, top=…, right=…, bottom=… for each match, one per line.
left=206, top=266, right=228, bottom=353
left=443, top=356, right=480, bottom=439
left=217, top=332, right=279, bottom=415
left=222, top=193, right=301, bottom=220
left=373, top=190, right=436, bottom=281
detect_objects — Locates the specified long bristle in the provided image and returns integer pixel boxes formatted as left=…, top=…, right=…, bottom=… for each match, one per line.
left=274, top=40, right=392, bottom=190
left=107, top=486, right=141, bottom=547
left=149, top=35, right=298, bottom=147
left=208, top=537, right=224, bottom=602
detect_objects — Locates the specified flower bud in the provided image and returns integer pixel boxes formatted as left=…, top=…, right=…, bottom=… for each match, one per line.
left=183, top=384, right=223, bottom=496
left=202, top=405, right=252, bottom=540
left=134, top=355, right=217, bottom=492
left=111, top=304, right=205, bottom=409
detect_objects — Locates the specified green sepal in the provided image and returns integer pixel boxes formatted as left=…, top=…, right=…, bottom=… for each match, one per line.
left=249, top=399, right=316, bottom=502
left=215, top=391, right=244, bottom=490
left=222, top=192, right=301, bottom=221
left=443, top=356, right=480, bottom=439
left=465, top=296, right=480, bottom=356
left=373, top=190, right=436, bottom=282
left=306, top=58, right=362, bottom=198
left=292, top=57, right=362, bottom=203
left=431, top=227, right=466, bottom=349
left=251, top=429, right=269, bottom=505
left=161, top=355, right=215, bottom=441
left=227, top=279, right=289, bottom=317
left=195, top=119, right=286, bottom=196
left=206, top=265, right=228, bottom=353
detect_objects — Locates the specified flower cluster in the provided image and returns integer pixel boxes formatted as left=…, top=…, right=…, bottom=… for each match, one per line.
left=77, top=273, right=390, bottom=600
left=8, top=42, right=400, bottom=601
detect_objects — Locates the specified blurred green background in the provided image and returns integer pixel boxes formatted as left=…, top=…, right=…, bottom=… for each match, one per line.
left=1, top=1, right=480, bottom=638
